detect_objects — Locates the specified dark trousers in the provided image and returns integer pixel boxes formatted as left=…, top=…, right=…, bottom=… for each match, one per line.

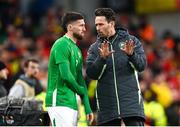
left=99, top=117, right=144, bottom=126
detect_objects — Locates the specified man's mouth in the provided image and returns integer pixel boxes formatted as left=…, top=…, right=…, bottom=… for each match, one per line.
left=98, top=32, right=103, bottom=35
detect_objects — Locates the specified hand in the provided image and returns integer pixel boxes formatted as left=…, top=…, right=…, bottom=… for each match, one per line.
left=86, top=113, right=94, bottom=125
left=98, top=41, right=114, bottom=59
left=121, top=39, right=135, bottom=55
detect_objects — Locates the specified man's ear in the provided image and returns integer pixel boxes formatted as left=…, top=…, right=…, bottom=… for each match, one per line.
left=110, top=21, right=115, bottom=27
left=24, top=67, right=28, bottom=73
left=67, top=24, right=73, bottom=31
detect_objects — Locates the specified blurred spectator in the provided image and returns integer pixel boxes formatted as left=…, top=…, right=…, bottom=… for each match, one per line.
left=151, top=71, right=173, bottom=108
left=161, top=31, right=175, bottom=50
left=140, top=79, right=167, bottom=126
left=35, top=59, right=48, bottom=111
left=165, top=100, right=180, bottom=126
left=139, top=16, right=155, bottom=43
left=8, top=58, right=43, bottom=97
left=144, top=90, right=167, bottom=126
left=0, top=1, right=179, bottom=125
left=0, top=61, right=9, bottom=97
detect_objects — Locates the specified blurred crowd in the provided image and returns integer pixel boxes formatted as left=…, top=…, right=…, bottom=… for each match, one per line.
left=0, top=0, right=179, bottom=126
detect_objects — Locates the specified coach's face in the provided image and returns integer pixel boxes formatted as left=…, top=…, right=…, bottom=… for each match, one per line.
left=95, top=16, right=112, bottom=38
left=71, top=19, right=86, bottom=40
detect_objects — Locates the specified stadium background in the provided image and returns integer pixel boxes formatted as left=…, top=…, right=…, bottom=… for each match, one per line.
left=0, top=0, right=179, bottom=126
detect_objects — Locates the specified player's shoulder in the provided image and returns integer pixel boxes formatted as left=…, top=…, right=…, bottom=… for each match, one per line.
left=53, top=36, right=70, bottom=48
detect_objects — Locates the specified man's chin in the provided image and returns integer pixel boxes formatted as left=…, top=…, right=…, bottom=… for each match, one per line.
left=73, top=33, right=83, bottom=40
left=98, top=33, right=105, bottom=37
left=77, top=36, right=83, bottom=40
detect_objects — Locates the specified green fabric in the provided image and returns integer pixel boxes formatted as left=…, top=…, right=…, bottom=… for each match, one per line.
left=45, top=35, right=92, bottom=114
left=53, top=118, right=56, bottom=127
left=76, top=62, right=92, bottom=114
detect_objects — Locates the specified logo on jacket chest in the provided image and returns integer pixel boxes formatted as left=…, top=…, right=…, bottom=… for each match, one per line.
left=118, top=41, right=126, bottom=50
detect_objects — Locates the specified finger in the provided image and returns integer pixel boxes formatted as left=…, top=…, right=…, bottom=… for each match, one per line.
left=98, top=47, right=103, bottom=52
left=102, top=41, right=108, bottom=48
left=86, top=115, right=91, bottom=125
left=102, top=43, right=107, bottom=50
left=129, top=39, right=134, bottom=46
left=104, top=43, right=109, bottom=50
left=127, top=41, right=131, bottom=47
left=129, top=42, right=135, bottom=51
left=130, top=41, right=134, bottom=47
left=125, top=42, right=129, bottom=50
left=88, top=114, right=94, bottom=125
left=89, top=115, right=94, bottom=125
left=103, top=40, right=108, bottom=43
left=86, top=115, right=89, bottom=121
left=101, top=43, right=105, bottom=49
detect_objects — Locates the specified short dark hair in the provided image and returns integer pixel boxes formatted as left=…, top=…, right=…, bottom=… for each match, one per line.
left=24, top=58, right=39, bottom=68
left=95, top=8, right=116, bottom=22
left=61, top=12, right=84, bottom=32
left=0, top=61, right=6, bottom=71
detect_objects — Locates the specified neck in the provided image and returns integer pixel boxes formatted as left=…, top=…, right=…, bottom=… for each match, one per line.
left=65, top=32, right=77, bottom=43
left=25, top=73, right=32, bottom=79
left=107, top=28, right=116, bottom=39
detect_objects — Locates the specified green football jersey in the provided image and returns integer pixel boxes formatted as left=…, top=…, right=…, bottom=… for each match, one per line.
left=45, top=35, right=92, bottom=114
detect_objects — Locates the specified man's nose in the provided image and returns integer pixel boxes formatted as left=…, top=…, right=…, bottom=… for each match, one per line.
left=35, top=68, right=39, bottom=73
left=96, top=26, right=100, bottom=31
left=83, top=27, right=86, bottom=31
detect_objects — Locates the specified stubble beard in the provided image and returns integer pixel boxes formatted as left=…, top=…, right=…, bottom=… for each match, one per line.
left=73, top=33, right=83, bottom=40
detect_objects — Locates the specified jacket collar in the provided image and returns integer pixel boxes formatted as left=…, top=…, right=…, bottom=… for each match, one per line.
left=97, top=27, right=129, bottom=43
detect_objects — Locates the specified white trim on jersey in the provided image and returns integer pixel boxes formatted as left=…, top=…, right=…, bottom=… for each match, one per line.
left=52, top=89, right=57, bottom=106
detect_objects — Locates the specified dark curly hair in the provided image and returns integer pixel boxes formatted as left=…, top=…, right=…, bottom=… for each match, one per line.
left=61, top=12, right=84, bottom=32
left=95, top=8, right=115, bottom=22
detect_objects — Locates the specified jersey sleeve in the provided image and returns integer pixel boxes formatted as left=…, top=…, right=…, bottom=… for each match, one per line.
left=58, top=62, right=85, bottom=96
left=77, top=63, right=92, bottom=114
left=55, top=41, right=86, bottom=96
left=54, top=41, right=70, bottom=64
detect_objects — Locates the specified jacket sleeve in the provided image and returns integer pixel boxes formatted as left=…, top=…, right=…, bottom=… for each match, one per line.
left=86, top=43, right=106, bottom=80
left=77, top=64, right=92, bottom=115
left=58, top=62, right=85, bottom=96
left=128, top=36, right=147, bottom=72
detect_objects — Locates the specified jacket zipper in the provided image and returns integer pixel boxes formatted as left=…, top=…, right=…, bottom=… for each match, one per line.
left=96, top=34, right=120, bottom=113
left=109, top=34, right=120, bottom=115
left=110, top=43, right=120, bottom=115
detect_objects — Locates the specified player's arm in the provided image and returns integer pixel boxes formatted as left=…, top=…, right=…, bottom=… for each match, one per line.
left=77, top=63, right=92, bottom=114
left=55, top=42, right=85, bottom=96
left=58, top=62, right=85, bottom=95
left=77, top=63, right=94, bottom=124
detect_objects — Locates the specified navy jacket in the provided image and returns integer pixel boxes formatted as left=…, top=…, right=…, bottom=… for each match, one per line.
left=86, top=28, right=147, bottom=124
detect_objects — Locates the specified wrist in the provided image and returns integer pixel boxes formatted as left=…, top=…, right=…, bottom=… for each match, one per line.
left=128, top=52, right=134, bottom=57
